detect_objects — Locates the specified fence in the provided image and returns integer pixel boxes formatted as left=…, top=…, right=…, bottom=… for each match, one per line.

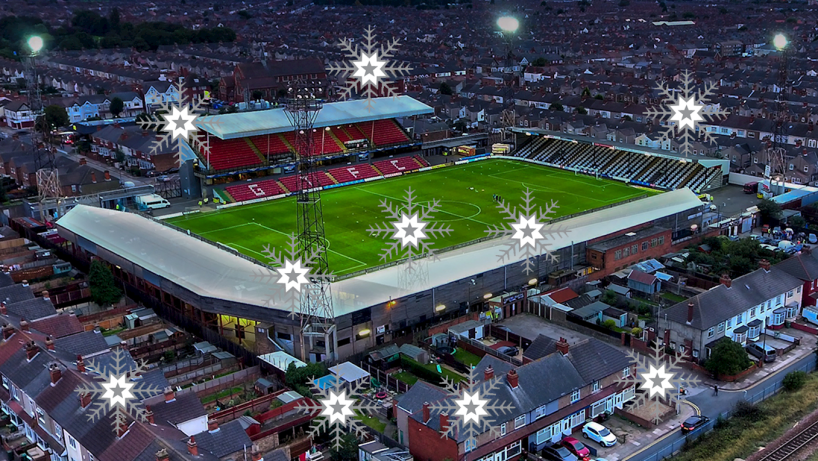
left=457, top=335, right=523, bottom=366
left=360, top=362, right=410, bottom=394
left=209, top=390, right=287, bottom=423
left=634, top=357, right=817, bottom=461
left=176, top=365, right=260, bottom=398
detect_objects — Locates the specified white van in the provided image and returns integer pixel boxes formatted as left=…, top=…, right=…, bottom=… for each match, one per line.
left=135, top=194, right=171, bottom=210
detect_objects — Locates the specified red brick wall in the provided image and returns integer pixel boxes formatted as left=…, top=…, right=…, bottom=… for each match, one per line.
left=804, top=281, right=816, bottom=307
left=587, top=228, right=673, bottom=280
left=408, top=417, right=459, bottom=461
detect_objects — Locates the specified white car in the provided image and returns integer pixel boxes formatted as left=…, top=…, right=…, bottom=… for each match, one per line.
left=582, top=422, right=617, bottom=447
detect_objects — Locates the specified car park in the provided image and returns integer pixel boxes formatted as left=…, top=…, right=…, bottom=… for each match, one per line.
left=681, top=415, right=709, bottom=433
left=582, top=422, right=617, bottom=447
left=541, top=444, right=579, bottom=461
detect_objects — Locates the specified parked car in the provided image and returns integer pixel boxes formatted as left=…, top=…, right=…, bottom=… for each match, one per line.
left=582, top=422, right=617, bottom=447
left=541, top=444, right=579, bottom=461
left=497, top=346, right=519, bottom=357
left=746, top=342, right=776, bottom=363
left=681, top=415, right=709, bottom=433
left=561, top=436, right=591, bottom=460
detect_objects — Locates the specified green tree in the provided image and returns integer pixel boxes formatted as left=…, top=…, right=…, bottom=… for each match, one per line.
left=601, top=289, right=617, bottom=305
left=285, top=361, right=328, bottom=398
left=44, top=105, right=69, bottom=130
left=594, top=94, right=604, bottom=100
left=532, top=57, right=547, bottom=66
left=602, top=319, right=617, bottom=329
left=789, top=215, right=807, bottom=229
left=251, top=90, right=264, bottom=101
left=581, top=87, right=591, bottom=98
left=439, top=81, right=453, bottom=96
left=705, top=339, right=752, bottom=377
left=109, top=97, right=124, bottom=118
left=330, top=433, right=359, bottom=461
left=577, top=106, right=588, bottom=115
left=551, top=102, right=564, bottom=111
left=237, top=10, right=252, bottom=19
left=88, top=261, right=123, bottom=306
left=758, top=199, right=783, bottom=221
left=782, top=371, right=807, bottom=392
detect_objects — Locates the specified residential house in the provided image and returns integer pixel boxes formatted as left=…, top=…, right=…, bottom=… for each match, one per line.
left=66, top=95, right=111, bottom=123
left=144, top=81, right=180, bottom=109
left=223, top=59, right=327, bottom=102
left=4, top=101, right=35, bottom=129
left=774, top=253, right=818, bottom=308
left=406, top=336, right=636, bottom=461
left=109, top=92, right=144, bottom=118
left=656, top=259, right=803, bottom=363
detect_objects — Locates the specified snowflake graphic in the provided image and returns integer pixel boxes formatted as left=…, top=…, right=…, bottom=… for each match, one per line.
left=327, top=26, right=413, bottom=111
left=254, top=233, right=334, bottom=318
left=644, top=71, right=730, bottom=156
left=367, top=187, right=453, bottom=274
left=73, top=348, right=164, bottom=434
left=428, top=368, right=515, bottom=447
left=295, top=374, right=381, bottom=449
left=136, top=80, right=222, bottom=168
left=616, top=340, right=701, bottom=424
left=485, top=188, right=571, bottom=275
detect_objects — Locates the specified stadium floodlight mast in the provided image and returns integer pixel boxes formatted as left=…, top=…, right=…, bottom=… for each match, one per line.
left=767, top=33, right=789, bottom=190
left=773, top=33, right=788, bottom=51
left=497, top=16, right=519, bottom=145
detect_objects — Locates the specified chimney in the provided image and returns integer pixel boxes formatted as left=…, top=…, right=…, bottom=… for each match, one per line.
left=556, top=337, right=570, bottom=355
left=120, top=340, right=128, bottom=351
left=146, top=405, right=155, bottom=424
left=208, top=419, right=219, bottom=432
left=251, top=446, right=262, bottom=461
left=2, top=324, right=13, bottom=340
left=79, top=158, right=87, bottom=165
left=439, top=413, right=449, bottom=433
left=50, top=364, right=61, bottom=385
left=687, top=302, right=694, bottom=324
left=77, top=355, right=86, bottom=372
left=104, top=171, right=111, bottom=181
left=164, top=387, right=176, bottom=403
left=422, top=402, right=431, bottom=423
left=80, top=392, right=92, bottom=408
left=187, top=437, right=198, bottom=456
left=21, top=280, right=28, bottom=287
left=720, top=273, right=732, bottom=288
left=155, top=449, right=169, bottom=461
left=20, top=318, right=29, bottom=332
left=0, top=302, right=6, bottom=316
left=25, top=341, right=38, bottom=360
left=42, top=291, right=50, bottom=302
left=507, top=369, right=519, bottom=389
left=45, top=336, right=54, bottom=351
left=759, top=259, right=771, bottom=271
left=484, top=365, right=494, bottom=381
left=91, top=172, right=97, bottom=184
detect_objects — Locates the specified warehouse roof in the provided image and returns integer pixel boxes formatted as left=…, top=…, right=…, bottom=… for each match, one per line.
left=57, top=187, right=702, bottom=318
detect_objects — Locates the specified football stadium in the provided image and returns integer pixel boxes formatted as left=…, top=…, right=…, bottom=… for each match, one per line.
left=56, top=96, right=722, bottom=363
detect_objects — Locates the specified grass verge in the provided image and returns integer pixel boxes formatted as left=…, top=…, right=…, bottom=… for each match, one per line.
left=673, top=373, right=818, bottom=461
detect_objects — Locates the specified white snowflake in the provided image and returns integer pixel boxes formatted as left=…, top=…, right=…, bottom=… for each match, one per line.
left=644, top=71, right=730, bottom=157
left=136, top=80, right=222, bottom=168
left=73, top=348, right=164, bottom=434
left=255, top=233, right=334, bottom=318
left=616, top=340, right=701, bottom=424
left=295, top=375, right=381, bottom=449
left=428, top=368, right=515, bottom=448
left=484, top=188, right=571, bottom=275
left=326, top=26, right=413, bottom=111
left=367, top=187, right=453, bottom=275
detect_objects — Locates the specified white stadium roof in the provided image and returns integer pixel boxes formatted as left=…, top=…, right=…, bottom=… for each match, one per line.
left=195, top=96, right=433, bottom=140
left=57, top=188, right=701, bottom=317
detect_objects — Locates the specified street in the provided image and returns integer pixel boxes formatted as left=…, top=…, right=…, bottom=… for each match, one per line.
left=624, top=352, right=817, bottom=461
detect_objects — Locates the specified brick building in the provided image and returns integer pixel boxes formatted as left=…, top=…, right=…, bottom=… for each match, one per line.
left=220, top=59, right=327, bottom=102
left=586, top=226, right=674, bottom=277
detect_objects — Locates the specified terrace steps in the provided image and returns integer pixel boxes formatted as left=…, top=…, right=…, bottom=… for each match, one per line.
left=245, top=138, right=266, bottom=163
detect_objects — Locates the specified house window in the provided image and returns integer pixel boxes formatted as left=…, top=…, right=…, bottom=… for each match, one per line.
left=777, top=295, right=783, bottom=306
left=658, top=236, right=665, bottom=245
left=632, top=244, right=638, bottom=254
left=2, top=376, right=7, bottom=390
left=571, top=390, right=581, bottom=403
left=707, top=327, right=714, bottom=338
left=790, top=164, right=794, bottom=170
left=53, top=423, right=61, bottom=439
left=642, top=242, right=648, bottom=251
left=651, top=238, right=658, bottom=247
left=750, top=307, right=756, bottom=318
left=536, top=427, right=552, bottom=444
left=693, top=349, right=699, bottom=358
left=615, top=250, right=622, bottom=260
left=623, top=366, right=631, bottom=378
left=798, top=286, right=802, bottom=293
left=500, top=423, right=507, bottom=436
left=593, top=380, right=600, bottom=392
left=535, top=405, right=547, bottom=420
left=465, top=439, right=477, bottom=452
left=717, top=322, right=725, bottom=333
left=766, top=300, right=771, bottom=310
left=36, top=408, right=45, bottom=427
left=735, top=314, right=742, bottom=325
left=680, top=345, right=686, bottom=353
left=515, top=415, right=526, bottom=429
left=788, top=290, right=794, bottom=298
left=623, top=247, right=630, bottom=257
left=726, top=318, right=732, bottom=328
left=68, top=436, right=76, bottom=449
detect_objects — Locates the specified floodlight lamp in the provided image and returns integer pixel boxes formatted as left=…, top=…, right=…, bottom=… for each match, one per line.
left=28, top=36, right=44, bottom=54
left=497, top=16, right=519, bottom=33
left=774, top=34, right=788, bottom=51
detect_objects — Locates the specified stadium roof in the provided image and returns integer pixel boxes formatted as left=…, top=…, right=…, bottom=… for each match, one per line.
left=56, top=188, right=702, bottom=318
left=195, top=96, right=433, bottom=140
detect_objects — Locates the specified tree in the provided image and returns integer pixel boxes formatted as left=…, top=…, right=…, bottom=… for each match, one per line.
left=44, top=105, right=69, bottom=130
left=577, top=106, right=588, bottom=115
left=594, top=94, right=604, bottom=100
left=285, top=361, right=328, bottom=398
left=602, top=319, right=617, bottom=330
left=623, top=115, right=633, bottom=121
left=618, top=0, right=629, bottom=6
left=110, top=97, right=124, bottom=118
left=439, top=81, right=453, bottom=96
left=581, top=87, right=591, bottom=98
left=551, top=102, right=564, bottom=112
left=237, top=10, right=252, bottom=19
left=783, top=370, right=807, bottom=392
left=532, top=57, right=547, bottom=66
left=789, top=215, right=807, bottom=229
left=251, top=90, right=264, bottom=101
left=705, top=338, right=752, bottom=377
left=758, top=199, right=783, bottom=221
left=89, top=261, right=123, bottom=306
left=330, top=433, right=359, bottom=461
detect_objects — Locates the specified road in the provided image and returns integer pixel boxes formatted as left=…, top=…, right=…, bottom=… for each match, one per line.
left=625, top=353, right=816, bottom=461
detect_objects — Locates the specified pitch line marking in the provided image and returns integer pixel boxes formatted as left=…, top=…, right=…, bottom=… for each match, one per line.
left=198, top=222, right=256, bottom=235
left=251, top=222, right=368, bottom=268
left=355, top=187, right=493, bottom=226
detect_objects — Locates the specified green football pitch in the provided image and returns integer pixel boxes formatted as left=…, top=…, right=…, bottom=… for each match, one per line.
left=167, top=159, right=657, bottom=276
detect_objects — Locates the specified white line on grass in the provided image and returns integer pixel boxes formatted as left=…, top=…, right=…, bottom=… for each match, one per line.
left=356, top=188, right=493, bottom=226
left=251, top=222, right=368, bottom=268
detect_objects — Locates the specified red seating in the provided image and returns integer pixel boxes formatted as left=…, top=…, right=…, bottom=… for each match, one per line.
left=344, top=125, right=367, bottom=141
left=250, top=134, right=290, bottom=156
left=355, top=119, right=409, bottom=147
left=373, top=157, right=422, bottom=175
left=331, top=127, right=352, bottom=143
left=279, top=171, right=334, bottom=192
left=327, top=164, right=380, bottom=184
left=226, top=179, right=287, bottom=202
left=414, top=155, right=429, bottom=167
left=278, top=130, right=342, bottom=156
left=206, top=138, right=262, bottom=171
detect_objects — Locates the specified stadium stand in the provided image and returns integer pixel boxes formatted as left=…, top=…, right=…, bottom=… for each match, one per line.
left=331, top=126, right=353, bottom=143
left=414, top=155, right=429, bottom=167
left=226, top=179, right=287, bottom=201
left=250, top=134, right=291, bottom=157
left=328, top=164, right=380, bottom=183
left=355, top=119, right=410, bottom=146
left=278, top=171, right=335, bottom=193
left=374, top=157, right=423, bottom=175
left=207, top=138, right=264, bottom=171
left=515, top=137, right=722, bottom=191
left=344, top=124, right=368, bottom=142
